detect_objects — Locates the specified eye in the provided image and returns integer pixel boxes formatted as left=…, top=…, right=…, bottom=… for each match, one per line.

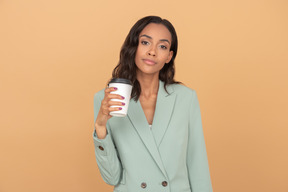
left=160, top=45, right=167, bottom=49
left=141, top=41, right=149, bottom=45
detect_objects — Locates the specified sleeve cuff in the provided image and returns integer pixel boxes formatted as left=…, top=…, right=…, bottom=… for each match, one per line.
left=93, top=129, right=113, bottom=156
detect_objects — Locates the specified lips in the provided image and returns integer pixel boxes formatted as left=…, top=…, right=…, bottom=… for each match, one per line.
left=143, top=59, right=156, bottom=65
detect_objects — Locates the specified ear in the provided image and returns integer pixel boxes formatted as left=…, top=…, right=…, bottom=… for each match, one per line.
left=165, top=51, right=173, bottom=64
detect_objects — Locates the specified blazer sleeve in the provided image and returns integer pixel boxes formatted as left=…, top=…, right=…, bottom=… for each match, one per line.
left=92, top=92, right=122, bottom=186
left=187, top=90, right=213, bottom=191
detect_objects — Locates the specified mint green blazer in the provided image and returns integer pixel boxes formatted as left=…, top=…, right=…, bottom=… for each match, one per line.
left=93, top=80, right=213, bottom=192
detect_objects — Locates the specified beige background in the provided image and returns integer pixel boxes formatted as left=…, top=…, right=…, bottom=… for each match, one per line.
left=1, top=0, right=288, bottom=191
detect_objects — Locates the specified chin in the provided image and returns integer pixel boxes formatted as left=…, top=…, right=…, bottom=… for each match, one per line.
left=137, top=68, right=159, bottom=76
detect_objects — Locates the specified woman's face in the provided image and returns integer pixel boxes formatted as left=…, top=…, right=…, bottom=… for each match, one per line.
left=135, top=23, right=173, bottom=76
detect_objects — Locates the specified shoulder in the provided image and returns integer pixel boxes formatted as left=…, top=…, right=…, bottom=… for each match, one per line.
left=94, top=88, right=105, bottom=102
left=169, top=83, right=197, bottom=98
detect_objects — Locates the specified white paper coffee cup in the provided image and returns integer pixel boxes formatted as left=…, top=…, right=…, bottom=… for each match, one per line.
left=108, top=78, right=132, bottom=117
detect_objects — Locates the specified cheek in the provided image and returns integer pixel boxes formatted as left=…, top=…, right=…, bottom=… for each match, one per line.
left=135, top=46, right=143, bottom=58
left=136, top=45, right=146, bottom=54
left=135, top=51, right=140, bottom=63
left=160, top=53, right=171, bottom=62
left=134, top=52, right=141, bottom=68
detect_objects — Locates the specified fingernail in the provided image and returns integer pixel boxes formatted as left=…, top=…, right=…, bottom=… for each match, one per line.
left=119, top=107, right=122, bottom=110
left=114, top=87, right=117, bottom=90
left=121, top=96, right=125, bottom=99
left=122, top=102, right=125, bottom=105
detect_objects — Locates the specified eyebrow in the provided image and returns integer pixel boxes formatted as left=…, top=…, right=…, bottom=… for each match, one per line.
left=140, top=34, right=171, bottom=44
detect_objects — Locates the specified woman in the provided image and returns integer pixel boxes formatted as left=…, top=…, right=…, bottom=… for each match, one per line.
left=93, top=16, right=213, bottom=192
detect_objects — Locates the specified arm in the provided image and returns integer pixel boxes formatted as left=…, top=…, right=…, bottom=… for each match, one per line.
left=187, top=90, right=213, bottom=191
left=93, top=91, right=122, bottom=185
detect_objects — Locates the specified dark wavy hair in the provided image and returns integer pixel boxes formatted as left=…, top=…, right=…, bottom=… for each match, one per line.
left=112, top=16, right=180, bottom=101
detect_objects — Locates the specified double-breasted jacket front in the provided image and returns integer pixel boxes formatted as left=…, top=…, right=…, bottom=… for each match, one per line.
left=93, top=80, right=213, bottom=192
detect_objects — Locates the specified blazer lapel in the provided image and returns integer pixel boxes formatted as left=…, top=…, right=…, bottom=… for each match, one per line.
left=127, top=98, right=168, bottom=178
left=151, top=80, right=176, bottom=147
left=127, top=80, right=175, bottom=178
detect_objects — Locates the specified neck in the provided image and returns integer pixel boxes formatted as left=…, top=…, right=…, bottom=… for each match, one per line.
left=137, top=73, right=159, bottom=98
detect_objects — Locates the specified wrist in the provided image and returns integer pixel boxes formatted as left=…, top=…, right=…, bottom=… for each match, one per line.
left=94, top=123, right=107, bottom=139
left=95, top=120, right=106, bottom=128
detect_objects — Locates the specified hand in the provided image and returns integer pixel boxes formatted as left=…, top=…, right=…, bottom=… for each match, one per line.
left=95, top=87, right=125, bottom=127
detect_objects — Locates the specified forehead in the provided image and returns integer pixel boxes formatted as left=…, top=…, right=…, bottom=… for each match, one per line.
left=139, top=23, right=172, bottom=41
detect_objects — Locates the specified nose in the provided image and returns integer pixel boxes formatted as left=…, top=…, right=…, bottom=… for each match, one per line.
left=148, top=46, right=156, bottom=56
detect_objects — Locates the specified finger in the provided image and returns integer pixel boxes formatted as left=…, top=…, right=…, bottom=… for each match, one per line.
left=109, top=106, right=123, bottom=112
left=101, top=105, right=110, bottom=113
left=102, top=94, right=124, bottom=106
left=105, top=87, right=118, bottom=93
left=108, top=101, right=125, bottom=106
left=101, top=99, right=108, bottom=106
left=107, top=94, right=125, bottom=100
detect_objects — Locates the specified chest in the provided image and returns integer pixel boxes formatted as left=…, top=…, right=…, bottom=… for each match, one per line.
left=139, top=96, right=157, bottom=125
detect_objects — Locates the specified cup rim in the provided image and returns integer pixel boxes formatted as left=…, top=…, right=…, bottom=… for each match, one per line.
left=109, top=78, right=132, bottom=85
